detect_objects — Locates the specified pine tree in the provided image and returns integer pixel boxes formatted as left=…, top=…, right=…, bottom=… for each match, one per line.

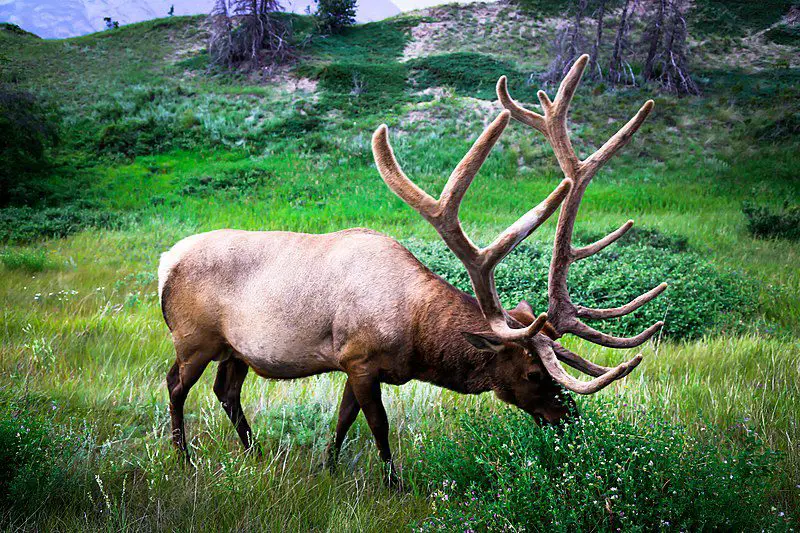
left=315, top=0, right=357, bottom=34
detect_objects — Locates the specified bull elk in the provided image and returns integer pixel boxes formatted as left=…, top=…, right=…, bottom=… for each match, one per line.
left=158, top=55, right=665, bottom=484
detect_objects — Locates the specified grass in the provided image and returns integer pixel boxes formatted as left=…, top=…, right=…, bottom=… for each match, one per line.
left=0, top=248, right=55, bottom=272
left=0, top=1, right=799, bottom=530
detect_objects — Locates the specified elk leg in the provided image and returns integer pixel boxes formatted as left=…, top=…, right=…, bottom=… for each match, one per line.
left=348, top=376, right=400, bottom=487
left=325, top=378, right=360, bottom=471
left=166, top=356, right=211, bottom=462
left=213, top=357, right=260, bottom=456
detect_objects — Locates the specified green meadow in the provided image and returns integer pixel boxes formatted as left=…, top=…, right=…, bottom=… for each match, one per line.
left=1, top=2, right=798, bottom=530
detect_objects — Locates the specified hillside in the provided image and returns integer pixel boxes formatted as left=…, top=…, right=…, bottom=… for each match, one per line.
left=0, top=0, right=402, bottom=39
left=1, top=1, right=799, bottom=529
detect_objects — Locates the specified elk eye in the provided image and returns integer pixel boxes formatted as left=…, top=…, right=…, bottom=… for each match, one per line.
left=526, top=371, right=543, bottom=383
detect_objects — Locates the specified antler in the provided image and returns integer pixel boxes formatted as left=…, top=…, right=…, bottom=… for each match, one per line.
left=372, top=111, right=572, bottom=343
left=497, top=54, right=667, bottom=392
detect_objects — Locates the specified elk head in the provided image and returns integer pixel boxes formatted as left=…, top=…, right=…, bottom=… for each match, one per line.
left=372, top=54, right=666, bottom=423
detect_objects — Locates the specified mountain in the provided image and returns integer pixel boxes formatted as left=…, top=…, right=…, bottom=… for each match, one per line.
left=0, top=0, right=402, bottom=39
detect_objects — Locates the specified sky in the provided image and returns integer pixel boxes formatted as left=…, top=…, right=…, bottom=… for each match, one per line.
left=394, top=0, right=487, bottom=10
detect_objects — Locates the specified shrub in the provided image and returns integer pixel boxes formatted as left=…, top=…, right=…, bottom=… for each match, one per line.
left=0, top=86, right=58, bottom=206
left=0, top=401, right=81, bottom=514
left=180, top=168, right=272, bottom=196
left=0, top=206, right=128, bottom=243
left=752, top=111, right=800, bottom=142
left=0, top=249, right=55, bottom=272
left=742, top=201, right=800, bottom=241
left=405, top=229, right=758, bottom=340
left=408, top=52, right=526, bottom=100
left=765, top=23, right=800, bottom=45
left=411, top=400, right=791, bottom=530
left=691, top=0, right=795, bottom=35
left=262, top=402, right=331, bottom=451
left=316, top=62, right=408, bottom=96
left=97, top=116, right=172, bottom=157
left=315, top=0, right=357, bottom=35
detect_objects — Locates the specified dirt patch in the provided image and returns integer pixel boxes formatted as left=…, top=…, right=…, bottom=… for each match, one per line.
left=401, top=2, right=550, bottom=68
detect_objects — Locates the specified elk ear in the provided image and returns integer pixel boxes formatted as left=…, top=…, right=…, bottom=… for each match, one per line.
left=462, top=332, right=505, bottom=352
left=508, top=300, right=536, bottom=326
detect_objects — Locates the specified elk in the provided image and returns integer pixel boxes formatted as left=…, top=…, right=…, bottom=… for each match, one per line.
left=158, top=55, right=665, bottom=485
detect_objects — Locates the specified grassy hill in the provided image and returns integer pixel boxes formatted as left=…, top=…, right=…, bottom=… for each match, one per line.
left=1, top=2, right=799, bottom=529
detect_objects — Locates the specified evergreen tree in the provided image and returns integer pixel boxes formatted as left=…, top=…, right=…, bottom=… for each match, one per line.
left=315, top=0, right=357, bottom=35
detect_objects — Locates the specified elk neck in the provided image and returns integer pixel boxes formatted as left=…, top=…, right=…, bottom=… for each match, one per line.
left=409, top=275, right=500, bottom=395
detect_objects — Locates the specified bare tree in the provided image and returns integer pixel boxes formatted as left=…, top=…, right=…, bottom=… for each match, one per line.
left=643, top=0, right=665, bottom=81
left=208, top=0, right=234, bottom=68
left=588, top=0, right=606, bottom=79
left=542, top=0, right=589, bottom=85
left=608, top=0, right=636, bottom=85
left=208, top=0, right=294, bottom=73
left=653, top=0, right=699, bottom=94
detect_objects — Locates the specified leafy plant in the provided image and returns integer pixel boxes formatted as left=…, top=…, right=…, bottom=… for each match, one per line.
left=742, top=201, right=800, bottom=241
left=406, top=230, right=758, bottom=340
left=0, top=249, right=55, bottom=272
left=408, top=52, right=527, bottom=100
left=0, top=206, right=128, bottom=243
left=0, top=86, right=59, bottom=206
left=765, top=23, right=800, bottom=45
left=0, top=400, right=81, bottom=513
left=180, top=168, right=272, bottom=196
left=412, top=400, right=792, bottom=530
left=316, top=62, right=408, bottom=96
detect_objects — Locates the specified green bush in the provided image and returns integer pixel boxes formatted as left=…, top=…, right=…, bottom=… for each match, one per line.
left=408, top=52, right=526, bottom=100
left=411, top=400, right=791, bottom=530
left=765, top=24, right=800, bottom=45
left=752, top=111, right=800, bottom=142
left=0, top=206, right=128, bottom=243
left=0, top=86, right=59, bottom=206
left=304, top=18, right=412, bottom=63
left=316, top=62, right=408, bottom=96
left=508, top=0, right=572, bottom=17
left=180, top=168, right=272, bottom=196
left=692, top=0, right=795, bottom=35
left=405, top=230, right=758, bottom=340
left=97, top=116, right=173, bottom=157
left=742, top=201, right=800, bottom=241
left=0, top=249, right=55, bottom=272
left=261, top=402, right=331, bottom=451
left=0, top=402, right=80, bottom=513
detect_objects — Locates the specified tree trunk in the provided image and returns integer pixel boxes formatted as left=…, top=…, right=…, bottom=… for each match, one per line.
left=643, top=0, right=666, bottom=81
left=588, top=0, right=606, bottom=79
left=609, top=0, right=633, bottom=84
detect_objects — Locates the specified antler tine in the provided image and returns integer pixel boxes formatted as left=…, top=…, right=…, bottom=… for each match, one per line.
left=372, top=125, right=438, bottom=217
left=576, top=283, right=668, bottom=320
left=552, top=342, right=637, bottom=378
left=582, top=100, right=654, bottom=178
left=552, top=54, right=589, bottom=118
left=482, top=178, right=572, bottom=269
left=570, top=319, right=664, bottom=349
left=373, top=113, right=571, bottom=343
left=439, top=110, right=511, bottom=216
left=573, top=220, right=633, bottom=261
left=536, top=337, right=642, bottom=394
left=496, top=76, right=546, bottom=134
